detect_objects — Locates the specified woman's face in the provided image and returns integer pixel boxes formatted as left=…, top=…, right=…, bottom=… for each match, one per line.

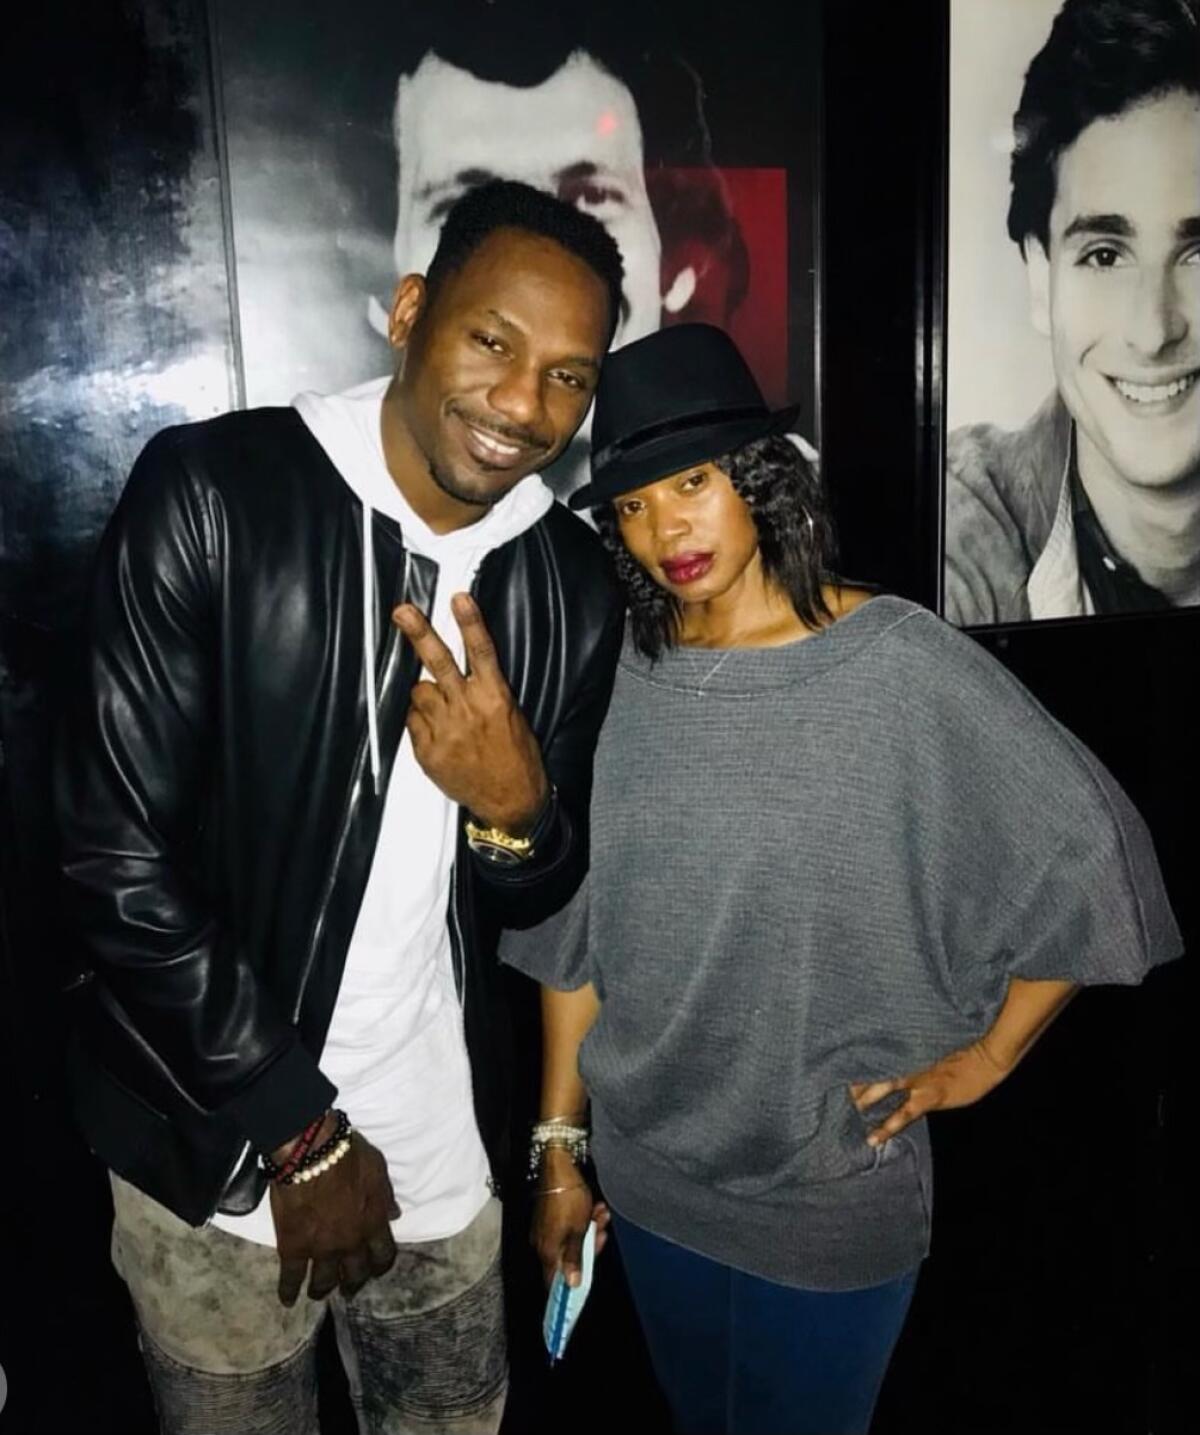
left=613, top=460, right=763, bottom=603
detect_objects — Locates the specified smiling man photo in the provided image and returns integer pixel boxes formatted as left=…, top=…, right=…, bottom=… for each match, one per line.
left=945, top=0, right=1200, bottom=624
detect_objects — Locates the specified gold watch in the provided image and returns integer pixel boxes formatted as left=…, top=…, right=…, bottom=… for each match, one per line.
left=464, top=788, right=556, bottom=866
left=464, top=820, right=536, bottom=865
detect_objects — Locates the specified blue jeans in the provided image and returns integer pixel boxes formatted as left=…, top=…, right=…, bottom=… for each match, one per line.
left=613, top=1213, right=917, bottom=1435
left=110, top=1176, right=506, bottom=1435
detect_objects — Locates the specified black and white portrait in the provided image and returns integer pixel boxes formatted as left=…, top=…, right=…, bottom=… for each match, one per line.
left=213, top=0, right=818, bottom=498
left=944, top=0, right=1200, bottom=626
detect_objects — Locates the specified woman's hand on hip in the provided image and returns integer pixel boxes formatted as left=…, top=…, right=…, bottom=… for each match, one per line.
left=849, top=1038, right=1013, bottom=1146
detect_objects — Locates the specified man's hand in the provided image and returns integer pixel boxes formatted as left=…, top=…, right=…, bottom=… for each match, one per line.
left=850, top=1039, right=1012, bottom=1146
left=531, top=1146, right=610, bottom=1290
left=394, top=594, right=548, bottom=833
left=269, top=1126, right=400, bottom=1306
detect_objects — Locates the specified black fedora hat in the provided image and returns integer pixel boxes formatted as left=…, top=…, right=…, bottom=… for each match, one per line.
left=569, top=323, right=801, bottom=510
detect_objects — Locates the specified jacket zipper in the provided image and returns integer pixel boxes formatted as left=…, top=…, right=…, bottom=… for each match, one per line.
left=449, top=854, right=499, bottom=1198
left=449, top=558, right=489, bottom=1015
left=449, top=861, right=466, bottom=1006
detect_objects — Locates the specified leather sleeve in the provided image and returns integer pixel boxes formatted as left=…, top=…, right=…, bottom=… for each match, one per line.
left=469, top=587, right=624, bottom=926
left=55, top=431, right=335, bottom=1152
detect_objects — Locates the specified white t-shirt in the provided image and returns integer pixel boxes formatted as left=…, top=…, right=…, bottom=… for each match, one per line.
left=211, top=376, right=553, bottom=1246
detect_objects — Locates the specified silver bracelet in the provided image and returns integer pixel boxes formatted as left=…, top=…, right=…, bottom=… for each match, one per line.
left=528, top=1118, right=590, bottom=1180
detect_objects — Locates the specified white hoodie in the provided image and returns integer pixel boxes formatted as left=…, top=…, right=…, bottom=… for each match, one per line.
left=211, top=376, right=554, bottom=1247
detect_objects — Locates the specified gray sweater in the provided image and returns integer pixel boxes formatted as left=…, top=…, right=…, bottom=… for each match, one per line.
left=503, top=596, right=1181, bottom=1289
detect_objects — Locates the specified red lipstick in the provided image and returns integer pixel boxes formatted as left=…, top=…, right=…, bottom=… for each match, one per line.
left=661, top=552, right=715, bottom=584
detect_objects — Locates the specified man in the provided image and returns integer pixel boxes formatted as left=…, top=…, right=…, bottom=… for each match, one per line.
left=56, top=181, right=625, bottom=1433
left=945, top=0, right=1200, bottom=624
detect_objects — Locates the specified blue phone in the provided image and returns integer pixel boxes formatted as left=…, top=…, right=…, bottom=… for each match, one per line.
left=543, top=1219, right=597, bottom=1363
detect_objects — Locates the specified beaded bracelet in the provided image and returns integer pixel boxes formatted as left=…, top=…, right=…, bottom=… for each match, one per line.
left=268, top=1113, right=326, bottom=1184
left=283, top=1133, right=352, bottom=1185
left=262, top=1109, right=352, bottom=1185
left=528, top=1116, right=590, bottom=1181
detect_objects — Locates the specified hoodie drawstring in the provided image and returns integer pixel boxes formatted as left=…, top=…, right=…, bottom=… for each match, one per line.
left=362, top=500, right=381, bottom=795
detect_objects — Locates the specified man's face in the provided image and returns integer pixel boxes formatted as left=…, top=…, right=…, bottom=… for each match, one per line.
left=1026, top=89, right=1200, bottom=493
left=394, top=226, right=611, bottom=509
left=394, top=52, right=661, bottom=352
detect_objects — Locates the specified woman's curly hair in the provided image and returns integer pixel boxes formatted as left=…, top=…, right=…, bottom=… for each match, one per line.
left=594, top=433, right=839, bottom=661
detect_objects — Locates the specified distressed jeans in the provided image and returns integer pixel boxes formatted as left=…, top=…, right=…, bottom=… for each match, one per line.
left=110, top=1175, right=507, bottom=1435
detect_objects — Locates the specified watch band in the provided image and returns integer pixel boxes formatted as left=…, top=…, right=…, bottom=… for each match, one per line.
left=465, top=787, right=558, bottom=865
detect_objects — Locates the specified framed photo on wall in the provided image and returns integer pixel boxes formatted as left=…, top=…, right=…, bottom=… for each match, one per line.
left=943, top=0, right=1200, bottom=628
left=210, top=0, right=821, bottom=499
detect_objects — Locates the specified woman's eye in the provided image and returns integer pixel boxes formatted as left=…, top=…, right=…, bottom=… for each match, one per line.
left=681, top=471, right=707, bottom=491
left=473, top=332, right=505, bottom=353
left=616, top=501, right=642, bottom=519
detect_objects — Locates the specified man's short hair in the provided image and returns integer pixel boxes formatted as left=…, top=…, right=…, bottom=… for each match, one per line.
left=1007, top=0, right=1200, bottom=252
left=424, top=179, right=626, bottom=344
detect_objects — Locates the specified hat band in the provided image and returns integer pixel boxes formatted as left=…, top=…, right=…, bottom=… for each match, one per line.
left=592, top=403, right=768, bottom=472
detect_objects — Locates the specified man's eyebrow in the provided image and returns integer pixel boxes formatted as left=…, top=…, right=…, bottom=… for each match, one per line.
left=1061, top=213, right=1135, bottom=241
left=483, top=311, right=600, bottom=372
left=555, top=161, right=599, bottom=183
left=555, top=160, right=628, bottom=198
left=1177, top=216, right=1200, bottom=242
left=415, top=168, right=499, bottom=203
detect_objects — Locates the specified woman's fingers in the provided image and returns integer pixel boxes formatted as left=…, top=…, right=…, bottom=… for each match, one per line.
left=856, top=1044, right=1008, bottom=1147
left=867, top=1093, right=923, bottom=1146
left=593, top=1200, right=611, bottom=1257
left=850, top=1077, right=901, bottom=1110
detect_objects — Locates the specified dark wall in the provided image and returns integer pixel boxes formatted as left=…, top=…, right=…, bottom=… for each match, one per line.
left=1, top=0, right=235, bottom=1072
left=1, top=5, right=235, bottom=1428
left=0, top=2, right=1192, bottom=1432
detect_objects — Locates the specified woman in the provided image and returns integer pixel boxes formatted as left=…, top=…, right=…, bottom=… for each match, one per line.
left=503, top=325, right=1179, bottom=1435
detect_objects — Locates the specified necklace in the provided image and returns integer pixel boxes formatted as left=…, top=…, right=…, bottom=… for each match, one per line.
left=692, top=647, right=733, bottom=694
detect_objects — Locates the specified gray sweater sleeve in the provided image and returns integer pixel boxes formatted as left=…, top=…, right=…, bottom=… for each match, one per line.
left=498, top=872, right=592, bottom=991
left=965, top=732, right=1178, bottom=989
left=899, top=616, right=1181, bottom=1010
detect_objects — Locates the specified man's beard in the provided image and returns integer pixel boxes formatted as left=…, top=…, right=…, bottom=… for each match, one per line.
left=426, top=456, right=504, bottom=509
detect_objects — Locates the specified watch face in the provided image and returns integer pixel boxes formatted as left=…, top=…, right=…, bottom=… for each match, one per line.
left=468, top=837, right=526, bottom=866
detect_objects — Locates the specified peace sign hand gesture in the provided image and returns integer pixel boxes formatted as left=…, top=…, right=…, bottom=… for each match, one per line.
left=393, top=594, right=549, bottom=833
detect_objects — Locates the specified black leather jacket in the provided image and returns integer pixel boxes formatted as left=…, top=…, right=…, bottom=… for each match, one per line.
left=56, top=409, right=623, bottom=1226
